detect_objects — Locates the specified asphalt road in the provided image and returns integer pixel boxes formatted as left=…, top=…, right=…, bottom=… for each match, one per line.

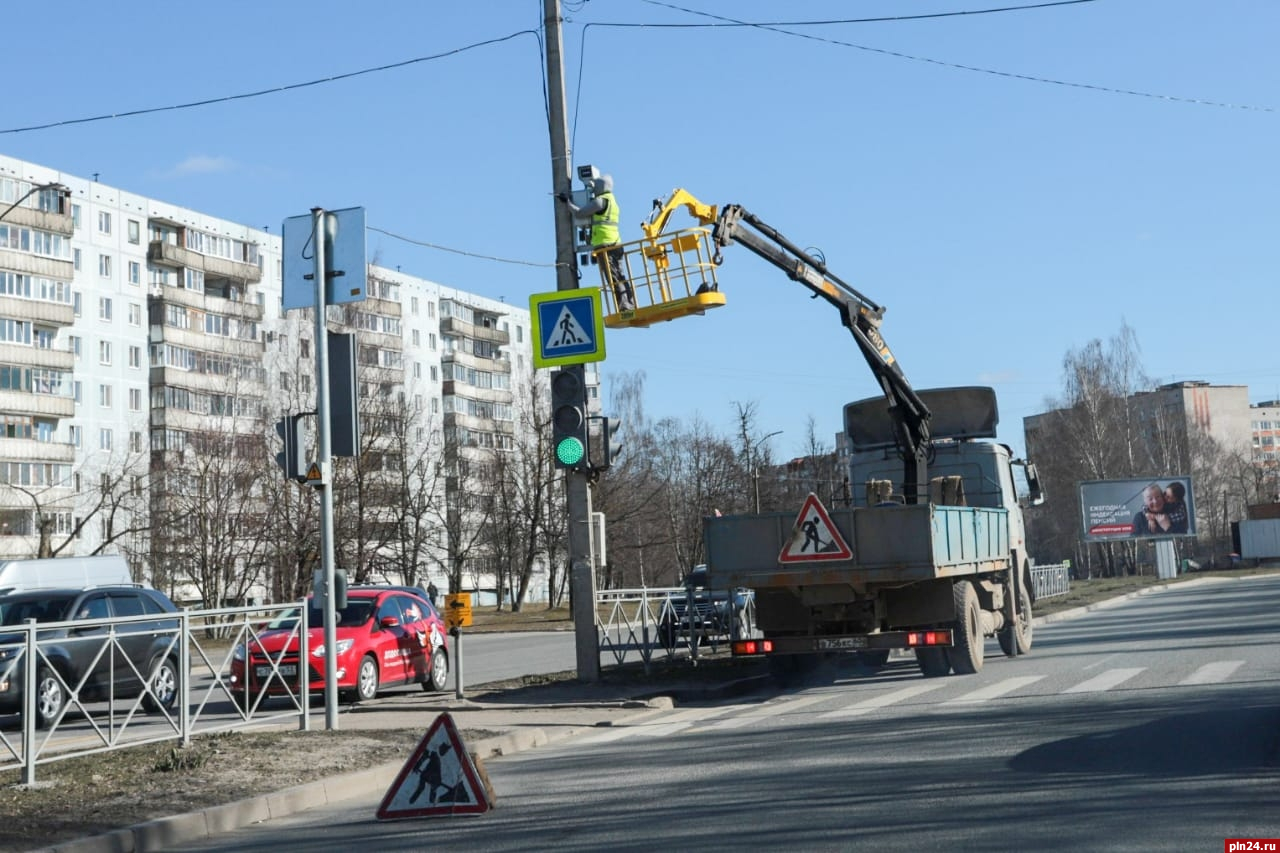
left=180, top=575, right=1280, bottom=852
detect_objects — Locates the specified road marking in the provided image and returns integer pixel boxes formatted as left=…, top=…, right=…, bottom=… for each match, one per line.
left=819, top=681, right=950, bottom=719
left=574, top=706, right=733, bottom=745
left=943, top=675, right=1045, bottom=705
left=700, top=693, right=833, bottom=730
left=1082, top=654, right=1117, bottom=671
left=1062, top=667, right=1145, bottom=693
left=1179, top=661, right=1244, bottom=685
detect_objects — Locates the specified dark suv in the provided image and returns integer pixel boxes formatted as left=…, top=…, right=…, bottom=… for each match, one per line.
left=0, top=585, right=182, bottom=728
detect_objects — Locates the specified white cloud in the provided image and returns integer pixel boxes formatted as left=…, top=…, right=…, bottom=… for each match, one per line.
left=165, top=155, right=236, bottom=177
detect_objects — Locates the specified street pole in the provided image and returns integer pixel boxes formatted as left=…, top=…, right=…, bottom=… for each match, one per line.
left=311, top=208, right=340, bottom=730
left=544, top=0, right=598, bottom=683
left=752, top=431, right=783, bottom=513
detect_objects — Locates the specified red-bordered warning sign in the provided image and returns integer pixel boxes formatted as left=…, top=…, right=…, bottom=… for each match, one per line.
left=377, top=712, right=493, bottom=820
left=779, top=493, right=853, bottom=563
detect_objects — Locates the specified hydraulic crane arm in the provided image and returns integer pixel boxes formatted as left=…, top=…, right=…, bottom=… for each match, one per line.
left=711, top=204, right=934, bottom=503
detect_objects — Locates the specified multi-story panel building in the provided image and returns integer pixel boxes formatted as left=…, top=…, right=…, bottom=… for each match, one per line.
left=0, top=153, right=543, bottom=601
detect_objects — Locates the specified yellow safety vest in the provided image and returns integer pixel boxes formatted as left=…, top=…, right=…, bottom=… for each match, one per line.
left=591, top=192, right=620, bottom=246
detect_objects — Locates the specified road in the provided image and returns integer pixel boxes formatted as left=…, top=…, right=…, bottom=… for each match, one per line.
left=182, top=575, right=1280, bottom=852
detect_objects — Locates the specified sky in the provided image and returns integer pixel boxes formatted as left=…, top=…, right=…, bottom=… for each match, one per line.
left=4, top=0, right=1277, bottom=462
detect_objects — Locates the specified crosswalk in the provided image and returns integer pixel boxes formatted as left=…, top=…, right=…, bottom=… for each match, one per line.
left=573, top=659, right=1251, bottom=747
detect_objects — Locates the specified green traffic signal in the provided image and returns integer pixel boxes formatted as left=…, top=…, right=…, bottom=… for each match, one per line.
left=555, top=435, right=585, bottom=466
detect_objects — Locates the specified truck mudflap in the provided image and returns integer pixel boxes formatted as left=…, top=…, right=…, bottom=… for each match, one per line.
left=731, top=628, right=953, bottom=657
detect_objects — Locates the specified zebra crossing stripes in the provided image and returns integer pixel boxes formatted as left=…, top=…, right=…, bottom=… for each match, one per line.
left=700, top=693, right=833, bottom=731
left=819, top=681, right=950, bottom=719
left=1178, top=660, right=1244, bottom=685
left=1061, top=667, right=1146, bottom=693
left=943, top=675, right=1046, bottom=705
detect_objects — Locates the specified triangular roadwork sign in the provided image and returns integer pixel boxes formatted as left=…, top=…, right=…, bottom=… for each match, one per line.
left=779, top=493, right=853, bottom=563
left=377, top=712, right=493, bottom=820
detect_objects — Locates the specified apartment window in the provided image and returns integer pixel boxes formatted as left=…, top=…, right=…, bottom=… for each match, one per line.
left=427, top=302, right=435, bottom=318
left=413, top=362, right=422, bottom=379
left=517, top=325, right=524, bottom=343
left=430, top=365, right=438, bottom=381
left=73, top=248, right=81, bottom=271
left=127, top=219, right=140, bottom=244
left=300, top=338, right=310, bottom=358
left=127, top=261, right=140, bottom=285
left=69, top=425, right=81, bottom=447
left=128, top=388, right=142, bottom=411
left=73, top=381, right=81, bottom=403
left=99, top=428, right=112, bottom=451
left=411, top=297, right=419, bottom=315
left=429, top=333, right=437, bottom=350
left=99, top=297, right=112, bottom=320
left=412, top=330, right=420, bottom=346
left=99, top=384, right=111, bottom=407
left=71, top=204, right=81, bottom=228
left=72, top=292, right=81, bottom=316
left=69, top=335, right=81, bottom=358
left=130, top=431, right=143, bottom=453
left=128, top=346, right=141, bottom=368
left=98, top=341, right=111, bottom=365
left=98, top=255, right=112, bottom=278
left=128, top=303, right=141, bottom=325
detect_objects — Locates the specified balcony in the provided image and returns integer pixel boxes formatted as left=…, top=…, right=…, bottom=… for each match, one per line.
left=0, top=342, right=74, bottom=371
left=0, top=438, right=76, bottom=463
left=147, top=240, right=262, bottom=284
left=0, top=389, right=74, bottom=419
left=0, top=295, right=75, bottom=328
left=0, top=204, right=73, bottom=236
left=440, top=315, right=509, bottom=346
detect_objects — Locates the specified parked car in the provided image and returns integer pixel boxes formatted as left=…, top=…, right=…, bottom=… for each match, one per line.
left=0, top=585, right=182, bottom=728
left=229, top=586, right=449, bottom=708
left=659, top=565, right=753, bottom=648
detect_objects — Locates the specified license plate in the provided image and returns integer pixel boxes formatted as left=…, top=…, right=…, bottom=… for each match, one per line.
left=817, top=637, right=868, bottom=650
left=256, top=664, right=297, bottom=678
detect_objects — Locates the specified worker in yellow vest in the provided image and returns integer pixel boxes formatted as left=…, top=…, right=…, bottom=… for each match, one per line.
left=558, top=174, right=636, bottom=312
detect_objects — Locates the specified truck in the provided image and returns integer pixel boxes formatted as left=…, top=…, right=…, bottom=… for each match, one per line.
left=617, top=192, right=1043, bottom=680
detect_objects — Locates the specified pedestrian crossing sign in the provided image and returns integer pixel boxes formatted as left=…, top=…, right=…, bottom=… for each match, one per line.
left=779, top=493, right=853, bottom=563
left=377, top=712, right=493, bottom=820
left=530, top=289, right=606, bottom=368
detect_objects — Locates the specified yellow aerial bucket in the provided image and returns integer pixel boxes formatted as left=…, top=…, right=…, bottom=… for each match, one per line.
left=595, top=226, right=727, bottom=329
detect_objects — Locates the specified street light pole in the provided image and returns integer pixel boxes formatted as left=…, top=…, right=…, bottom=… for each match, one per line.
left=752, top=430, right=783, bottom=513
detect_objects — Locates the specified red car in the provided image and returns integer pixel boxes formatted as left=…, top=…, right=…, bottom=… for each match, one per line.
left=229, top=586, right=449, bottom=707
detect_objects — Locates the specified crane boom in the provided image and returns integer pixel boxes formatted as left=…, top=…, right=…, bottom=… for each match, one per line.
left=711, top=203, right=933, bottom=503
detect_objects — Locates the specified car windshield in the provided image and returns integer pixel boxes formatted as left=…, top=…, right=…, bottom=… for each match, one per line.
left=302, top=598, right=376, bottom=629
left=0, top=595, right=75, bottom=626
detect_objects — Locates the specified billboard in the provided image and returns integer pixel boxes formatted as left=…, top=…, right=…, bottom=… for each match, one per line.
left=1079, top=477, right=1196, bottom=542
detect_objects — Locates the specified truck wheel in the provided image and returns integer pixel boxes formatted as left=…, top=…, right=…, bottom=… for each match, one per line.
left=948, top=580, right=984, bottom=675
left=914, top=647, right=950, bottom=678
left=998, top=577, right=1034, bottom=657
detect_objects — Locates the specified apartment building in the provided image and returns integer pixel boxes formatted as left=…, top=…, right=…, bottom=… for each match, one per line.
left=0, top=153, right=542, bottom=602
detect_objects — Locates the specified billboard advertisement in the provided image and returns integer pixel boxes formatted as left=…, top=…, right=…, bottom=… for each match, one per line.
left=1079, top=477, right=1196, bottom=542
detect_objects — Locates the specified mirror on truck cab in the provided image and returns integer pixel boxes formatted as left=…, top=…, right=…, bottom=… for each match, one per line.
left=1018, top=461, right=1045, bottom=507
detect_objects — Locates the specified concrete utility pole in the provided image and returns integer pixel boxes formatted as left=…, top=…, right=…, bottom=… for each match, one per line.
left=543, top=0, right=599, bottom=682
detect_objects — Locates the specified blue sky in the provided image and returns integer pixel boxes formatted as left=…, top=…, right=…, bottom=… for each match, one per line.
left=5, top=1, right=1276, bottom=460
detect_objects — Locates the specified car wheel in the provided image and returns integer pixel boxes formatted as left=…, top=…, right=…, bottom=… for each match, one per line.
left=354, top=655, right=378, bottom=702
left=422, top=647, right=449, bottom=692
left=35, top=666, right=67, bottom=729
left=144, top=656, right=179, bottom=713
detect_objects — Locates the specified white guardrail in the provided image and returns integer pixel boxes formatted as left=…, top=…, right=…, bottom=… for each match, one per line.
left=1029, top=562, right=1072, bottom=600
left=596, top=587, right=756, bottom=671
left=0, top=602, right=309, bottom=786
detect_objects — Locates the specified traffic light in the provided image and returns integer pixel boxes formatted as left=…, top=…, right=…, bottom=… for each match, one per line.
left=274, top=414, right=307, bottom=483
left=588, top=415, right=622, bottom=471
left=550, top=365, right=588, bottom=470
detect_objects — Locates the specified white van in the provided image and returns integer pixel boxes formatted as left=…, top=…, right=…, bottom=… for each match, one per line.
left=0, top=555, right=133, bottom=595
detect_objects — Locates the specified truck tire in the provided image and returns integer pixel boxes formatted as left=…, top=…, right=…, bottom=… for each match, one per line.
left=914, top=647, right=950, bottom=678
left=948, top=580, right=984, bottom=675
left=998, top=575, right=1034, bottom=657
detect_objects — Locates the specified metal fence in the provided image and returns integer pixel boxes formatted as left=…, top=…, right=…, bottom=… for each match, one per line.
left=1030, top=562, right=1071, bottom=600
left=595, top=586, right=755, bottom=670
left=0, top=602, right=309, bottom=786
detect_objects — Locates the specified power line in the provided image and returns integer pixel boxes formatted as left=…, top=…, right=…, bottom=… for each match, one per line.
left=0, top=31, right=539, bottom=135
left=616, top=2, right=1273, bottom=113
left=368, top=226, right=562, bottom=269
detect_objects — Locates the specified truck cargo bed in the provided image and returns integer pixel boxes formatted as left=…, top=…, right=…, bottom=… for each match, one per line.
left=705, top=504, right=1012, bottom=588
